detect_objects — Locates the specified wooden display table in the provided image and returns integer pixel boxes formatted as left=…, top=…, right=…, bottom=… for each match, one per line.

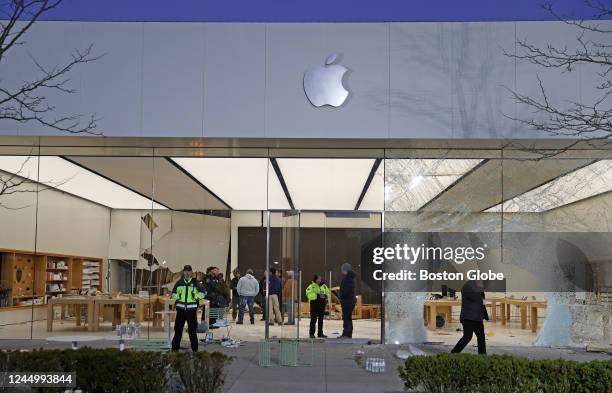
left=92, top=295, right=161, bottom=331
left=46, top=296, right=96, bottom=332
left=485, top=297, right=505, bottom=323
left=499, top=298, right=547, bottom=332
left=424, top=299, right=461, bottom=330
left=48, top=295, right=212, bottom=333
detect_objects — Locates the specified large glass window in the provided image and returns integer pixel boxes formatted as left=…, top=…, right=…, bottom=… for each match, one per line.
left=383, top=148, right=503, bottom=344
left=0, top=145, right=40, bottom=339
left=0, top=138, right=608, bottom=349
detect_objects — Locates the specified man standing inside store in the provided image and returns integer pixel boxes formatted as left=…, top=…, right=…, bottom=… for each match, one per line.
left=267, top=267, right=283, bottom=325
left=230, top=268, right=241, bottom=321
left=171, top=265, right=204, bottom=352
left=338, top=263, right=356, bottom=339
left=282, top=270, right=299, bottom=325
left=258, top=270, right=268, bottom=321
left=451, top=280, right=489, bottom=355
left=236, top=268, right=259, bottom=324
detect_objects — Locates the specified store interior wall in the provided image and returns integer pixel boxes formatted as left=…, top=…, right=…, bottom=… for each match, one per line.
left=0, top=190, right=232, bottom=294
left=230, top=211, right=382, bottom=272
left=139, top=210, right=230, bottom=273
left=0, top=176, right=111, bottom=257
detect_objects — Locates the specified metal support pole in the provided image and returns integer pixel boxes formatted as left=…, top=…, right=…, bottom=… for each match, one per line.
left=380, top=210, right=386, bottom=344
left=265, top=211, right=271, bottom=340
left=328, top=271, right=332, bottom=320
left=295, top=212, right=301, bottom=340
left=298, top=270, right=302, bottom=337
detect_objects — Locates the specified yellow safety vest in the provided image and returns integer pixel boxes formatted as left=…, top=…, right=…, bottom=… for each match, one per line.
left=306, top=282, right=330, bottom=302
left=172, top=278, right=204, bottom=309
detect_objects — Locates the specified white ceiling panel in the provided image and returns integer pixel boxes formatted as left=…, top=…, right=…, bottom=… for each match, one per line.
left=171, top=157, right=288, bottom=210
left=486, top=160, right=612, bottom=213
left=276, top=158, right=375, bottom=210
left=384, top=158, right=483, bottom=211
left=0, top=156, right=165, bottom=209
left=68, top=156, right=228, bottom=210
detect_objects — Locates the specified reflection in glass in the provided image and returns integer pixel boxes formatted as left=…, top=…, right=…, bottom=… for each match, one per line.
left=0, top=152, right=39, bottom=339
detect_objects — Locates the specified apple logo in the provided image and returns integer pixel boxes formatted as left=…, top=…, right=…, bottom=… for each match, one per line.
left=303, top=53, right=349, bottom=107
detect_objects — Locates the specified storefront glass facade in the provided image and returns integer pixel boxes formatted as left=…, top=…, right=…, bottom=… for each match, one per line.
left=0, top=138, right=610, bottom=346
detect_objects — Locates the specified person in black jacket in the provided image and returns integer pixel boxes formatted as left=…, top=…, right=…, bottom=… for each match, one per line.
left=451, top=280, right=489, bottom=355
left=258, top=271, right=268, bottom=321
left=230, top=269, right=241, bottom=321
left=338, top=262, right=356, bottom=338
left=202, top=266, right=224, bottom=325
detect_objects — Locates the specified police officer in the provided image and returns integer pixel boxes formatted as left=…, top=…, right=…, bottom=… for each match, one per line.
left=171, top=265, right=204, bottom=352
left=306, top=275, right=330, bottom=339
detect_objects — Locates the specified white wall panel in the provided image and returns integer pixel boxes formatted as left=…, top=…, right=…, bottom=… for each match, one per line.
left=36, top=189, right=111, bottom=258
left=78, top=23, right=143, bottom=136
left=142, top=23, right=204, bottom=136
left=0, top=22, right=85, bottom=136
left=448, top=22, right=516, bottom=138
left=265, top=23, right=389, bottom=138
left=390, top=23, right=453, bottom=139
left=204, top=24, right=266, bottom=137
left=108, top=209, right=142, bottom=260
left=514, top=21, right=582, bottom=139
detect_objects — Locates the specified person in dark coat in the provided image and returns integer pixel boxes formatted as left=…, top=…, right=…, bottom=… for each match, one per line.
left=267, top=267, right=283, bottom=325
left=451, top=280, right=489, bottom=355
left=230, top=269, right=241, bottom=321
left=258, top=271, right=268, bottom=321
left=338, top=262, right=356, bottom=338
left=202, top=266, right=225, bottom=325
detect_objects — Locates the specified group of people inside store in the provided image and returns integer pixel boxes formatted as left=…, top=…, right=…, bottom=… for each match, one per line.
left=170, top=262, right=357, bottom=351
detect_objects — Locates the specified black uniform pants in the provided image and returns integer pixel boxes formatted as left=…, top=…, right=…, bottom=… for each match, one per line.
left=451, top=319, right=487, bottom=355
left=309, top=299, right=325, bottom=337
left=231, top=295, right=240, bottom=320
left=172, top=308, right=198, bottom=352
left=341, top=301, right=355, bottom=338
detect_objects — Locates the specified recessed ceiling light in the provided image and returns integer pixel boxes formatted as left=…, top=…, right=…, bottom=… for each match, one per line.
left=0, top=156, right=165, bottom=209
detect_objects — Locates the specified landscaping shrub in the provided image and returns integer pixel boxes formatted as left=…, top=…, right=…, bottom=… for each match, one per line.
left=399, top=353, right=611, bottom=393
left=168, top=351, right=232, bottom=393
left=0, top=348, right=231, bottom=393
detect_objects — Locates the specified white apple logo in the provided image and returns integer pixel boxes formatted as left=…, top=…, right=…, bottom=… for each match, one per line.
left=303, top=53, right=349, bottom=107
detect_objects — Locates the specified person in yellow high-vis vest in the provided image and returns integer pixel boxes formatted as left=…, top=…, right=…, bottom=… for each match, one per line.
left=171, top=265, right=205, bottom=352
left=306, top=275, right=330, bottom=338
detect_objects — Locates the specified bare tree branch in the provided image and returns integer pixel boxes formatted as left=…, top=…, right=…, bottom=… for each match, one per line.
left=0, top=0, right=101, bottom=135
left=0, top=1, right=101, bottom=208
left=0, top=153, right=74, bottom=209
left=504, top=1, right=612, bottom=157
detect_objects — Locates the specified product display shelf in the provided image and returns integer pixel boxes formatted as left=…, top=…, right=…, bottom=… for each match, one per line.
left=0, top=249, right=104, bottom=308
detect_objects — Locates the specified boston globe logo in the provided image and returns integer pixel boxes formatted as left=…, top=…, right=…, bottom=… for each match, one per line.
left=303, top=53, right=349, bottom=107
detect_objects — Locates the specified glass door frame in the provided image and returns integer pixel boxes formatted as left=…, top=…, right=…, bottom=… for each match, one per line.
left=264, top=209, right=301, bottom=340
left=265, top=209, right=385, bottom=342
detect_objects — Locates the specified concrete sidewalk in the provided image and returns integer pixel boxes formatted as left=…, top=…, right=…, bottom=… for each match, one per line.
left=218, top=341, right=405, bottom=393
left=214, top=341, right=611, bottom=393
left=0, top=339, right=609, bottom=393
